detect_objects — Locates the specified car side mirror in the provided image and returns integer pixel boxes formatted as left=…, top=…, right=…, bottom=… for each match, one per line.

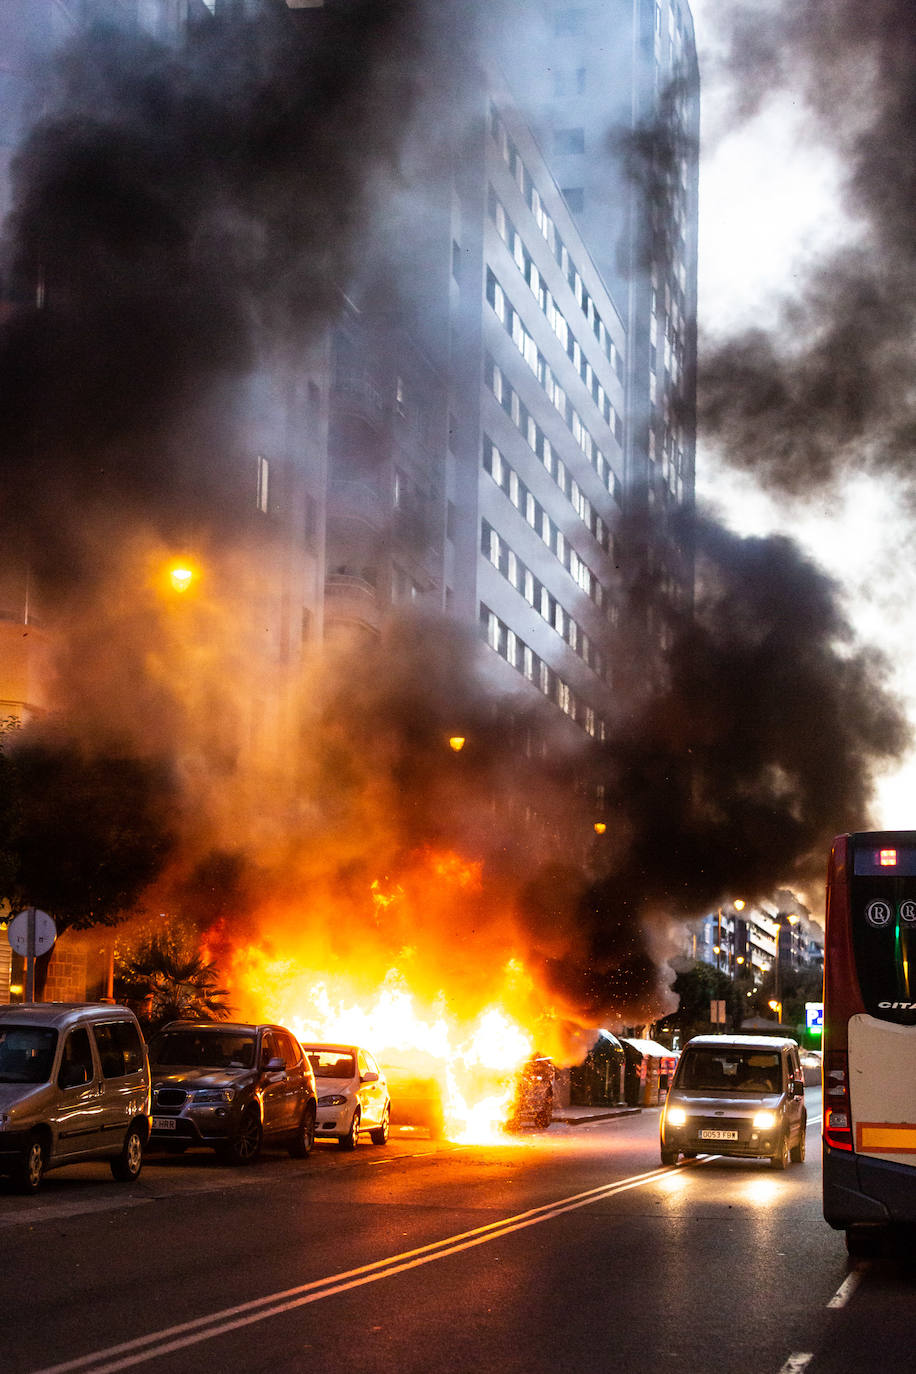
left=266, top=1056, right=286, bottom=1074
left=361, top=1071, right=379, bottom=1084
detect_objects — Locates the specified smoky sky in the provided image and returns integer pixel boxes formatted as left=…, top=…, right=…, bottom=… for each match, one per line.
left=0, top=0, right=467, bottom=594
left=0, top=0, right=911, bottom=1030
left=698, top=0, right=916, bottom=498
left=516, top=510, right=910, bottom=1017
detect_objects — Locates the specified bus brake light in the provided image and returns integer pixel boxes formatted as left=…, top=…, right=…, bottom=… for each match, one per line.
left=880, top=848, right=898, bottom=866
left=824, top=1051, right=853, bottom=1152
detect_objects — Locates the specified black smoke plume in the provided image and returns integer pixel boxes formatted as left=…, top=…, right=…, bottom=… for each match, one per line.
left=0, top=0, right=451, bottom=595
left=698, top=0, right=916, bottom=497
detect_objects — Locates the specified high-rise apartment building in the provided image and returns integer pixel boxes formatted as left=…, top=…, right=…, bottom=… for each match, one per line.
left=505, top=0, right=700, bottom=665
left=1, top=0, right=699, bottom=755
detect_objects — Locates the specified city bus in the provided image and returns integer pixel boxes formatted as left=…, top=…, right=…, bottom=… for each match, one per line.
left=823, top=831, right=916, bottom=1254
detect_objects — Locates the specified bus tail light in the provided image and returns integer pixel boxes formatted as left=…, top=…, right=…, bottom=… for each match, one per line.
left=824, top=1050, right=853, bottom=1151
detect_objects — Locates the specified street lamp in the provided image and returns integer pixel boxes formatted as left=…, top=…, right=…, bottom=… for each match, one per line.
left=448, top=735, right=466, bottom=752
left=169, top=565, right=194, bottom=593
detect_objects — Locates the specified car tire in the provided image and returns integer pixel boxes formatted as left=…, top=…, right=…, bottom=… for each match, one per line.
left=770, top=1132, right=790, bottom=1170
left=14, top=1133, right=46, bottom=1194
left=660, top=1148, right=679, bottom=1166
left=110, top=1124, right=144, bottom=1181
left=790, top=1117, right=807, bottom=1163
left=339, top=1108, right=360, bottom=1150
left=369, top=1106, right=390, bottom=1146
left=221, top=1107, right=263, bottom=1165
left=289, top=1104, right=316, bottom=1159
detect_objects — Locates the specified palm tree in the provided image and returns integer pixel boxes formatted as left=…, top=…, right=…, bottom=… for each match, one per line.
left=116, top=921, right=233, bottom=1032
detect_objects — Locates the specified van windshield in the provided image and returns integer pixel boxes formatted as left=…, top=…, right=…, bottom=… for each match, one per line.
left=677, top=1049, right=782, bottom=1093
left=0, top=1026, right=58, bottom=1084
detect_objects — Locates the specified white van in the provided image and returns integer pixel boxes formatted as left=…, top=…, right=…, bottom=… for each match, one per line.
left=660, top=1034, right=807, bottom=1169
left=0, top=1003, right=151, bottom=1192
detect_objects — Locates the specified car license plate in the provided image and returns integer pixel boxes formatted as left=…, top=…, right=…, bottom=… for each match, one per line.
left=699, top=1129, right=738, bottom=1141
left=152, top=1117, right=176, bottom=1130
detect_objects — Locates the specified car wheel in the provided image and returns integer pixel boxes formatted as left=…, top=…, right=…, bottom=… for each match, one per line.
left=770, top=1133, right=790, bottom=1170
left=339, top=1108, right=360, bottom=1150
left=221, top=1107, right=263, bottom=1165
left=110, top=1124, right=144, bottom=1182
left=289, top=1104, right=316, bottom=1159
left=369, top=1106, right=390, bottom=1146
left=790, top=1117, right=807, bottom=1163
left=14, top=1133, right=46, bottom=1194
left=660, top=1148, right=679, bottom=1166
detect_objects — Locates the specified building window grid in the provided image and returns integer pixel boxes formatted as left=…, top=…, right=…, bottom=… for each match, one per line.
left=480, top=518, right=606, bottom=679
left=487, top=116, right=624, bottom=383
left=479, top=604, right=606, bottom=739
left=488, top=193, right=623, bottom=444
left=486, top=272, right=621, bottom=503
left=484, top=353, right=615, bottom=553
left=483, top=431, right=611, bottom=619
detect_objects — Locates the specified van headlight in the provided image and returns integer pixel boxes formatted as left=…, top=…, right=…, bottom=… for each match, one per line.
left=666, top=1106, right=687, bottom=1127
left=753, top=1110, right=776, bottom=1131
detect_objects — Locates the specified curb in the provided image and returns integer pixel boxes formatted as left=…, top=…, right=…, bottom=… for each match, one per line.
left=553, top=1107, right=642, bottom=1124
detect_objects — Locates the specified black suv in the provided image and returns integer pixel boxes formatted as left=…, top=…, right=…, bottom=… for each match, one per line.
left=148, top=1022, right=317, bottom=1164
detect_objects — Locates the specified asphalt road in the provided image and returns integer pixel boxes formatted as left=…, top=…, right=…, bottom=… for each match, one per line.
left=2, top=1090, right=916, bottom=1374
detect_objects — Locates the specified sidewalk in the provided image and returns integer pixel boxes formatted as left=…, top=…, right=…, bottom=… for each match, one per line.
left=552, top=1104, right=644, bottom=1124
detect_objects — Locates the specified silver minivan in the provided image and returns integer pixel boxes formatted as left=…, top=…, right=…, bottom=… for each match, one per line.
left=660, top=1034, right=807, bottom=1169
left=0, top=1003, right=151, bottom=1193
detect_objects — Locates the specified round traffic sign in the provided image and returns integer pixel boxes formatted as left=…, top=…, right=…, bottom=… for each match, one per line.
left=7, top=908, right=57, bottom=957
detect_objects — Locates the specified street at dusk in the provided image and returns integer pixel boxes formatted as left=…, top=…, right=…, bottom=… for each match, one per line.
left=2, top=1094, right=913, bottom=1374
left=2, top=2, right=915, bottom=1370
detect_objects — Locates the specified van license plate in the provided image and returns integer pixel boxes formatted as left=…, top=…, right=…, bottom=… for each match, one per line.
left=699, top=1129, right=738, bottom=1141
left=152, top=1117, right=176, bottom=1130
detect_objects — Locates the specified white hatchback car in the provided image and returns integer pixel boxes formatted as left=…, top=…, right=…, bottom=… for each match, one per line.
left=301, top=1044, right=390, bottom=1149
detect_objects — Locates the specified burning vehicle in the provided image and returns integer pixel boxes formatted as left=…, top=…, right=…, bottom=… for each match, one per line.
left=504, top=1055, right=555, bottom=1132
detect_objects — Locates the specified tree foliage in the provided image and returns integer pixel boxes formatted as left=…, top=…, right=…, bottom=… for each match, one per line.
left=0, top=730, right=177, bottom=931
left=116, top=918, right=233, bottom=1033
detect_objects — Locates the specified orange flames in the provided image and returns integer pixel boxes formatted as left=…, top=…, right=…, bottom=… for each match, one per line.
left=222, top=848, right=582, bottom=1143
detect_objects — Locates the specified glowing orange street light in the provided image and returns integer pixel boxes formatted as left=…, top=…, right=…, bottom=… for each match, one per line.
left=448, top=736, right=466, bottom=752
left=593, top=822, right=607, bottom=835
left=169, top=565, right=194, bottom=593
left=733, top=899, right=746, bottom=912
left=769, top=999, right=783, bottom=1021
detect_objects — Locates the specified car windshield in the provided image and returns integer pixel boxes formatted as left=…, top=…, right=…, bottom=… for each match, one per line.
left=677, top=1049, right=782, bottom=1093
left=0, top=1026, right=58, bottom=1084
left=305, top=1050, right=356, bottom=1079
left=149, top=1031, right=256, bottom=1069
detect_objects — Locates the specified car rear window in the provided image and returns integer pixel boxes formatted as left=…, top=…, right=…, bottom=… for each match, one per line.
left=94, top=1020, right=145, bottom=1078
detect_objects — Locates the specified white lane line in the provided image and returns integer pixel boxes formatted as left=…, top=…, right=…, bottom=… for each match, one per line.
left=827, top=1270, right=861, bottom=1308
left=778, top=1355, right=814, bottom=1374
left=30, top=1160, right=709, bottom=1374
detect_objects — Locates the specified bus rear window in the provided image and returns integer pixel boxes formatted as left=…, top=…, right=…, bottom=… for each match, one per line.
left=850, top=873, right=916, bottom=1025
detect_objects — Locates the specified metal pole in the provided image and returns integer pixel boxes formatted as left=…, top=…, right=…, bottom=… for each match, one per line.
left=25, top=907, right=35, bottom=1002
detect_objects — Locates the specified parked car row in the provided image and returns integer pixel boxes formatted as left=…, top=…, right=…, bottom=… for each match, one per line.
left=0, top=1003, right=394, bottom=1194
